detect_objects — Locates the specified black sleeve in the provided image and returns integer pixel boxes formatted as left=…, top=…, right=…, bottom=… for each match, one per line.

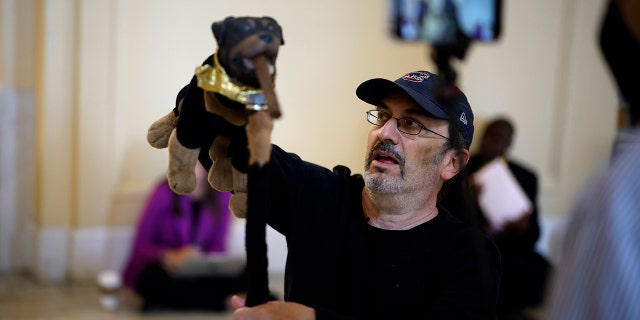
left=261, top=145, right=342, bottom=237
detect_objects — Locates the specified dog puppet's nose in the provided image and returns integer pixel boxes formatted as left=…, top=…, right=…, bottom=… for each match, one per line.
left=259, top=33, right=273, bottom=43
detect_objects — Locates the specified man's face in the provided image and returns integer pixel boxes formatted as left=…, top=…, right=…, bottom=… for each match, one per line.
left=364, top=91, right=451, bottom=196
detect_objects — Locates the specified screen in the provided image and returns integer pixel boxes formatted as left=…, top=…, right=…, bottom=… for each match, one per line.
left=389, top=0, right=501, bottom=44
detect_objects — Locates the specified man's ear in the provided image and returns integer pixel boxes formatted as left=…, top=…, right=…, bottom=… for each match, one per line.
left=441, top=149, right=469, bottom=181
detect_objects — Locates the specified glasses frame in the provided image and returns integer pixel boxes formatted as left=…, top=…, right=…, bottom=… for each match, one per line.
left=366, top=110, right=450, bottom=140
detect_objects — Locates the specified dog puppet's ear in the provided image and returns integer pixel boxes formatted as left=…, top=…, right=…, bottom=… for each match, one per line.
left=212, top=16, right=234, bottom=46
left=262, top=16, right=284, bottom=45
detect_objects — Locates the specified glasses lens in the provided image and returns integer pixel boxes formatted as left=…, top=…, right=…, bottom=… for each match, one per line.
left=367, top=111, right=384, bottom=126
left=397, top=118, right=422, bottom=135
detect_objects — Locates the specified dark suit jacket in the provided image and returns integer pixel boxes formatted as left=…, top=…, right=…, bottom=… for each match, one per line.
left=441, top=156, right=539, bottom=250
left=439, top=156, right=551, bottom=309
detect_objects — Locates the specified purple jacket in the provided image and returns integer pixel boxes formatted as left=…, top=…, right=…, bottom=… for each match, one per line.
left=122, top=181, right=233, bottom=290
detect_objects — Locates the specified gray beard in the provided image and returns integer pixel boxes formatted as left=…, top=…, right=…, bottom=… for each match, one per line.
left=363, top=142, right=448, bottom=195
left=364, top=143, right=405, bottom=194
left=364, top=170, right=403, bottom=194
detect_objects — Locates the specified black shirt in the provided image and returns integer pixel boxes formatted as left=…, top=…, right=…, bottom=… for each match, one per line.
left=260, top=145, right=501, bottom=319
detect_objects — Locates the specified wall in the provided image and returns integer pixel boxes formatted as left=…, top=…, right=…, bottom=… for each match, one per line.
left=1, top=0, right=617, bottom=281
left=1, top=0, right=37, bottom=274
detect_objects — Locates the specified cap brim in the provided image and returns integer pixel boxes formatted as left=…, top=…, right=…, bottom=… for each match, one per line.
left=356, top=78, right=449, bottom=119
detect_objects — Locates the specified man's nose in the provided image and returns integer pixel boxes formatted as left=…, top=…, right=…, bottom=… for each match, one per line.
left=377, top=119, right=400, bottom=142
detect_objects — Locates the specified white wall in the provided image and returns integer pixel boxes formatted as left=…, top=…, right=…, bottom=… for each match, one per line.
left=1, top=0, right=618, bottom=281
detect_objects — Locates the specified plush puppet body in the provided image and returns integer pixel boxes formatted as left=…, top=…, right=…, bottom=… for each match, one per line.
left=147, top=16, right=284, bottom=218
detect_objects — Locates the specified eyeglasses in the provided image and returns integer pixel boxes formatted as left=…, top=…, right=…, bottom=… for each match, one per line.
left=366, top=110, right=450, bottom=140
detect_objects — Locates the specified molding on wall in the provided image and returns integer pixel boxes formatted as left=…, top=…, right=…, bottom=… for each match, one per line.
left=103, top=226, right=134, bottom=272
left=18, top=218, right=37, bottom=273
left=0, top=88, right=36, bottom=274
left=32, top=210, right=563, bottom=282
left=36, top=227, right=70, bottom=282
left=23, top=195, right=569, bottom=285
left=70, top=227, right=110, bottom=280
left=32, top=223, right=288, bottom=282
left=54, top=219, right=601, bottom=282
left=0, top=90, right=18, bottom=273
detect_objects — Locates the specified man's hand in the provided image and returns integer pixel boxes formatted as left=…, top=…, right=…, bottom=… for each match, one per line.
left=231, top=295, right=315, bottom=320
left=501, top=211, right=532, bottom=234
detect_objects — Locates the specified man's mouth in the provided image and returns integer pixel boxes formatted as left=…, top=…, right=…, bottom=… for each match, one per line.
left=372, top=150, right=399, bottom=165
left=367, top=143, right=404, bottom=171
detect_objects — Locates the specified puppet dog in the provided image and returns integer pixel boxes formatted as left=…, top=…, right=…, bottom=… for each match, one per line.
left=147, top=16, right=284, bottom=216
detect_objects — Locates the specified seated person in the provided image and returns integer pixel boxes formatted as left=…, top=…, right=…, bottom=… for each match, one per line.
left=122, top=163, right=247, bottom=312
left=440, top=118, right=551, bottom=320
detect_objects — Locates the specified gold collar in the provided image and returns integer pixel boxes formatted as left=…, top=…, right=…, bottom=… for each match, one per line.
left=195, top=50, right=268, bottom=107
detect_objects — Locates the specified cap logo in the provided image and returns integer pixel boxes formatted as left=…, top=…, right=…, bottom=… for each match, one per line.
left=459, top=112, right=468, bottom=125
left=402, top=71, right=431, bottom=83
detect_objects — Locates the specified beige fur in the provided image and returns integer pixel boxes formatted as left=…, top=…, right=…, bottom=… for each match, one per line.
left=147, top=111, right=179, bottom=148
left=167, top=129, right=200, bottom=194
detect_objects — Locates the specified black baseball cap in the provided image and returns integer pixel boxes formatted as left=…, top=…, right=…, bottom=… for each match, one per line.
left=356, top=70, right=474, bottom=149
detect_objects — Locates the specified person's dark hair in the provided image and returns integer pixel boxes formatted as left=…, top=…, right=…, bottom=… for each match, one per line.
left=439, top=115, right=470, bottom=202
left=488, top=118, right=515, bottom=138
left=443, top=106, right=468, bottom=152
left=446, top=124, right=467, bottom=151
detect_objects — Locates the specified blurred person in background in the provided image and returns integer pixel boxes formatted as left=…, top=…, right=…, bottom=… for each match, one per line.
left=440, top=117, right=551, bottom=320
left=545, top=0, right=640, bottom=318
left=122, top=163, right=248, bottom=312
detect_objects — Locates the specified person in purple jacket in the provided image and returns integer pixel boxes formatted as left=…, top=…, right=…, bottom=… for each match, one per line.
left=122, top=163, right=247, bottom=312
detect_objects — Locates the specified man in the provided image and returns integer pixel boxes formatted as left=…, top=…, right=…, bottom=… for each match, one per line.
left=545, top=0, right=640, bottom=318
left=232, top=70, right=501, bottom=319
left=440, top=118, right=551, bottom=320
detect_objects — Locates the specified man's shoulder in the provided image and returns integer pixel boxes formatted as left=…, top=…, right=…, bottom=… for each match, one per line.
left=433, top=208, right=479, bottom=237
left=436, top=207, right=465, bottom=226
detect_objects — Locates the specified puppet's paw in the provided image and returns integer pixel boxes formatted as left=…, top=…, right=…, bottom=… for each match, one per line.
left=209, top=157, right=234, bottom=191
left=229, top=192, right=248, bottom=218
left=208, top=136, right=234, bottom=191
left=228, top=169, right=248, bottom=218
left=167, top=130, right=200, bottom=194
left=147, top=111, right=179, bottom=148
left=233, top=168, right=248, bottom=192
left=168, top=170, right=196, bottom=195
